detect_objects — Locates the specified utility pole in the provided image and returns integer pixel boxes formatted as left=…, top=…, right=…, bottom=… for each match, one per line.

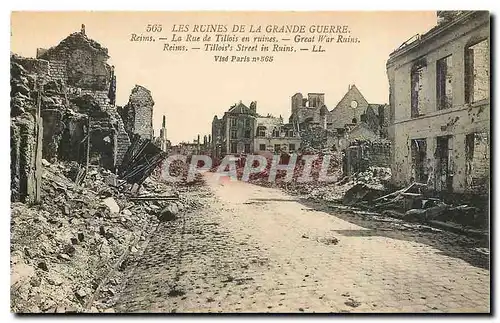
left=86, top=116, right=91, bottom=176
left=33, top=79, right=43, bottom=203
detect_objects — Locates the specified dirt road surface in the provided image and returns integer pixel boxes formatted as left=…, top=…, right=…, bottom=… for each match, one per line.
left=113, top=174, right=490, bottom=313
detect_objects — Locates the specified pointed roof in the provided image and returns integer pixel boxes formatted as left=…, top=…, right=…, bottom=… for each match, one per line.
left=332, top=84, right=369, bottom=112
left=227, top=101, right=255, bottom=115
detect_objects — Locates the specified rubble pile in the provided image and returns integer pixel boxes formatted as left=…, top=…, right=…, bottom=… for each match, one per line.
left=237, top=152, right=342, bottom=189
left=298, top=126, right=337, bottom=153
left=302, top=166, right=391, bottom=202
left=10, top=160, right=190, bottom=313
left=372, top=183, right=488, bottom=230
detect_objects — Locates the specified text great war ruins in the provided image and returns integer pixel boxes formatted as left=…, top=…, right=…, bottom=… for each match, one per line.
left=10, top=11, right=490, bottom=314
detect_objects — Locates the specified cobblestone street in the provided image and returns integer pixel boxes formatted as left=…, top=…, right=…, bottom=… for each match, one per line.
left=114, top=174, right=490, bottom=313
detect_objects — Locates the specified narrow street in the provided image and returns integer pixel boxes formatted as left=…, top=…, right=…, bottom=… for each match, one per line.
left=113, top=174, right=490, bottom=313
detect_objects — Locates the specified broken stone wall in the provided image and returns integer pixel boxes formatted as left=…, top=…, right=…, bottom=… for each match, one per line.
left=11, top=58, right=42, bottom=203
left=14, top=57, right=50, bottom=76
left=38, top=31, right=111, bottom=91
left=119, top=85, right=154, bottom=140
left=113, top=111, right=132, bottom=166
left=48, top=61, right=67, bottom=81
left=30, top=29, right=128, bottom=168
left=39, top=78, right=69, bottom=161
left=345, top=141, right=391, bottom=175
left=13, top=52, right=111, bottom=165
left=387, top=12, right=489, bottom=193
left=370, top=142, right=392, bottom=167
left=130, top=85, right=154, bottom=140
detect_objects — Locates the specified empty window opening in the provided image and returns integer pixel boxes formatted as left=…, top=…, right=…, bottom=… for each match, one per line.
left=436, top=55, right=453, bottom=110
left=257, top=126, right=266, bottom=137
left=411, top=138, right=427, bottom=183
left=465, top=132, right=489, bottom=192
left=435, top=136, right=453, bottom=192
left=465, top=39, right=489, bottom=103
left=411, top=60, right=427, bottom=118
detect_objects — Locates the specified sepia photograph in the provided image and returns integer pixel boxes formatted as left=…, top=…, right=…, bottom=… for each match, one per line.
left=9, top=10, right=490, bottom=314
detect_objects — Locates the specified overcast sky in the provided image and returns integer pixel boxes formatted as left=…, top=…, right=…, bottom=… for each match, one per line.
left=11, top=11, right=437, bottom=144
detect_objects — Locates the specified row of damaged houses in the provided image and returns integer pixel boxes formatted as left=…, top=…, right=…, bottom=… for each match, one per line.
left=210, top=11, right=490, bottom=196
left=211, top=85, right=390, bottom=158
left=11, top=25, right=170, bottom=203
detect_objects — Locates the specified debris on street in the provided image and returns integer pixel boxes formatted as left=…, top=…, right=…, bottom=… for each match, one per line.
left=10, top=160, right=194, bottom=313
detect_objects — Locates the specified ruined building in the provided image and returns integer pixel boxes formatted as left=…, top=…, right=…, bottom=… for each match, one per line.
left=289, top=93, right=328, bottom=129
left=34, top=26, right=132, bottom=167
left=254, top=114, right=301, bottom=154
left=118, top=85, right=154, bottom=140
left=289, top=88, right=388, bottom=136
left=11, top=26, right=157, bottom=202
left=212, top=101, right=301, bottom=158
left=289, top=87, right=389, bottom=152
left=386, top=11, right=490, bottom=194
left=212, top=101, right=258, bottom=157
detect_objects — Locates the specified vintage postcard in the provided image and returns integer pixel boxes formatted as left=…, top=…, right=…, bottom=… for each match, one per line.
left=10, top=11, right=490, bottom=314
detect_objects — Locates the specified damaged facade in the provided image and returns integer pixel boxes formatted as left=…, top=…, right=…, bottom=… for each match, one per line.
left=289, top=87, right=389, bottom=138
left=254, top=115, right=301, bottom=154
left=387, top=11, right=490, bottom=194
left=212, top=101, right=301, bottom=158
left=211, top=86, right=390, bottom=162
left=10, top=25, right=158, bottom=202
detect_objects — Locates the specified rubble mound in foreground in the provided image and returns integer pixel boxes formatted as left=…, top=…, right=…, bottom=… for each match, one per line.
left=10, top=160, right=196, bottom=313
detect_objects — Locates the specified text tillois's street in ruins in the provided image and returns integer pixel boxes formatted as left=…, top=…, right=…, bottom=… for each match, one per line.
left=10, top=11, right=490, bottom=314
